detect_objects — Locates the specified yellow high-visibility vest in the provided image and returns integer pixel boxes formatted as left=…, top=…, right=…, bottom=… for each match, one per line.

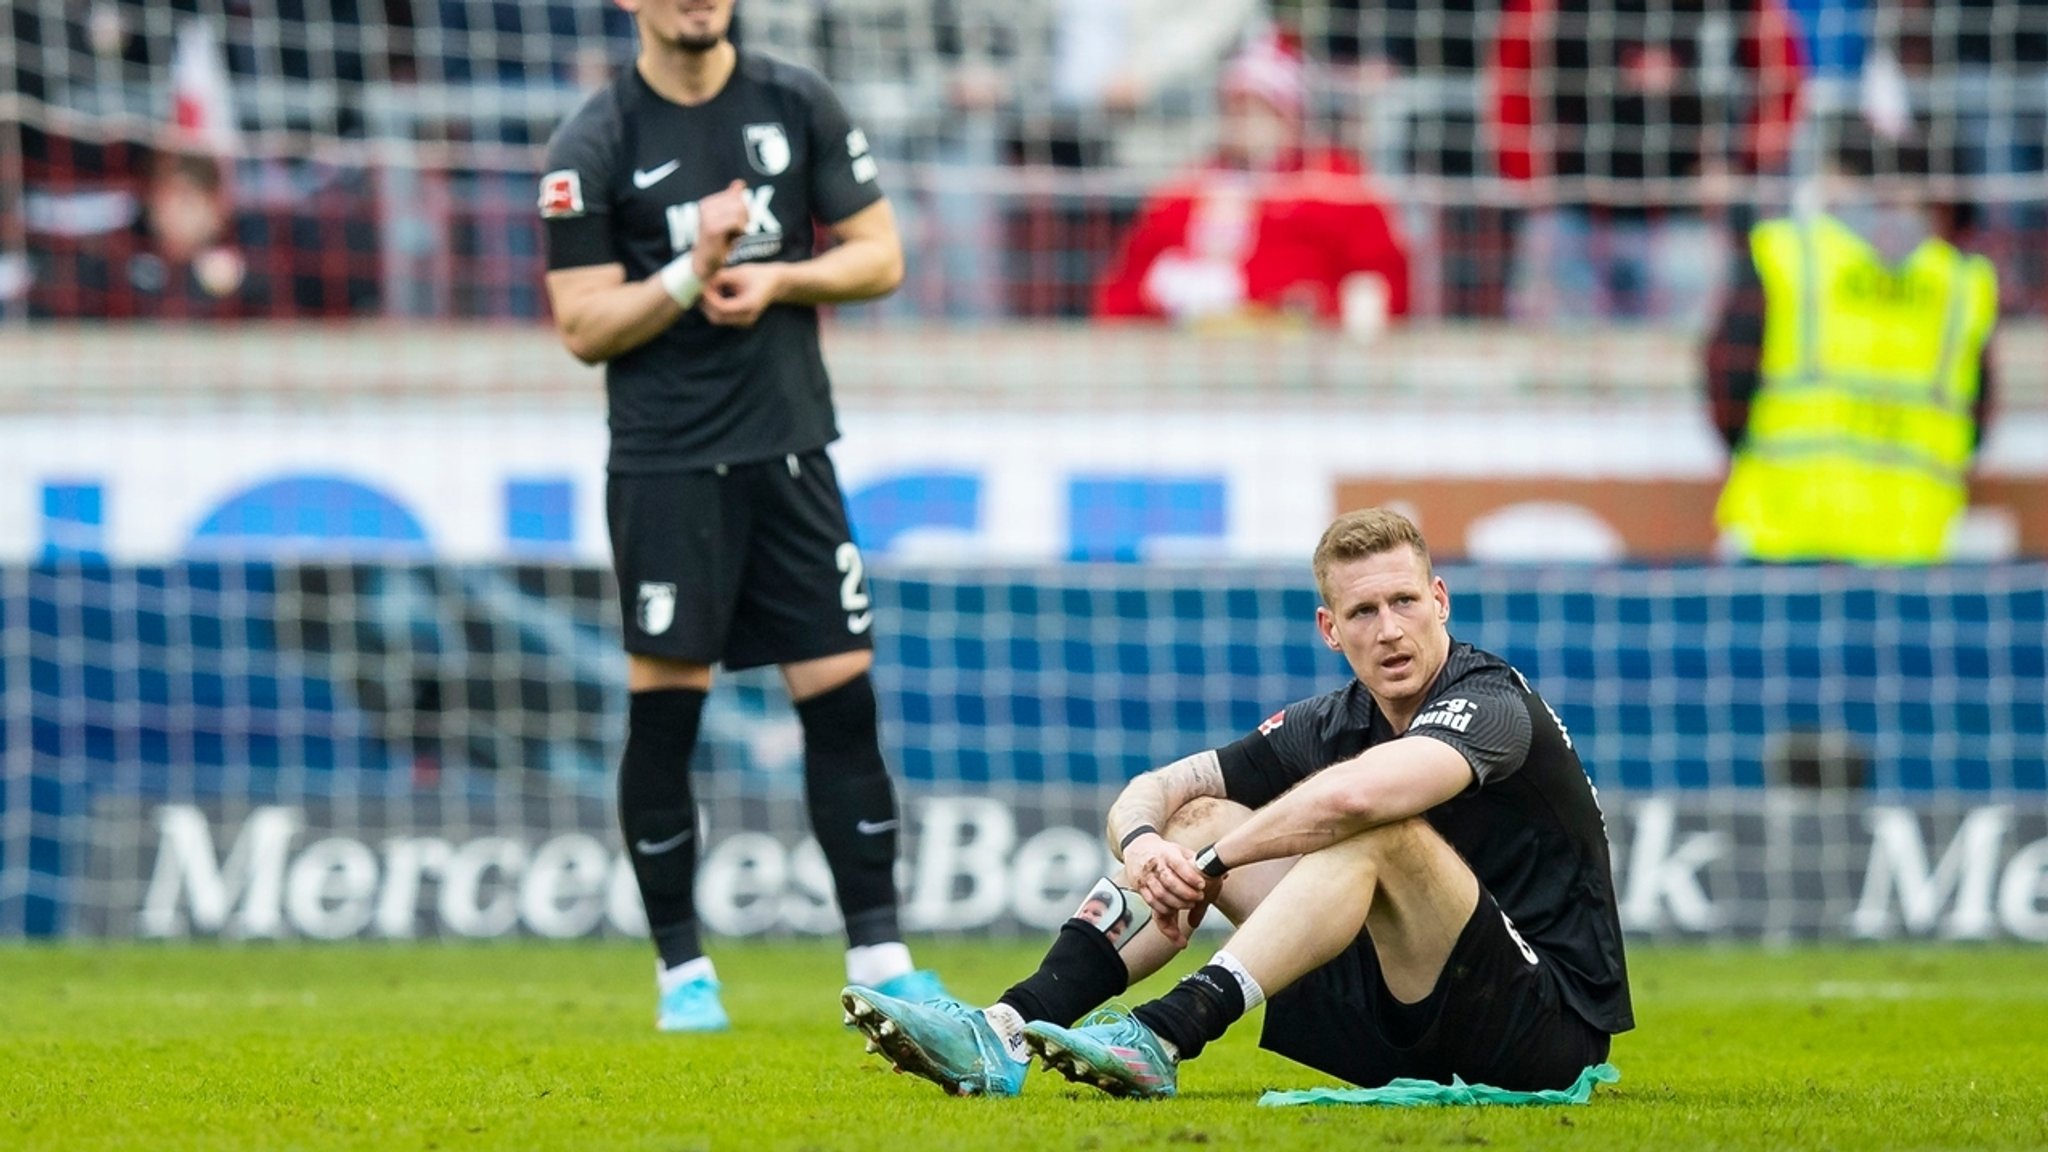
left=1715, top=213, right=1998, bottom=564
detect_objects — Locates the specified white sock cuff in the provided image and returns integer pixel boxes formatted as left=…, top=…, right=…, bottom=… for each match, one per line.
left=1211, top=949, right=1266, bottom=1012
left=846, top=941, right=915, bottom=987
left=659, top=955, right=716, bottom=993
left=982, top=1003, right=1030, bottom=1064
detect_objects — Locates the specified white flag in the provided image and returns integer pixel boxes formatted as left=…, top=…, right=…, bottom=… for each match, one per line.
left=1859, top=45, right=1912, bottom=142
left=169, top=18, right=238, bottom=157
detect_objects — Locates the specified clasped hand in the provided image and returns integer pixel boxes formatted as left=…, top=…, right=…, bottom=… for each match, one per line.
left=689, top=180, right=780, bottom=328
left=1122, top=835, right=1221, bottom=948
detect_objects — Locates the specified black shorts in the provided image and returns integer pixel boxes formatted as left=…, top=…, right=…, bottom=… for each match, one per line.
left=1260, top=887, right=1611, bottom=1091
left=606, top=449, right=875, bottom=670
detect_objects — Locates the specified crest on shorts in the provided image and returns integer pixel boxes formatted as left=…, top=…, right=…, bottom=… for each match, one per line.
left=538, top=169, right=583, bottom=218
left=637, top=582, right=677, bottom=636
left=744, top=124, right=791, bottom=176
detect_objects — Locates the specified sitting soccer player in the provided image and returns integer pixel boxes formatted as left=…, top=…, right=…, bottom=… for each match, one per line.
left=843, top=507, right=1632, bottom=1097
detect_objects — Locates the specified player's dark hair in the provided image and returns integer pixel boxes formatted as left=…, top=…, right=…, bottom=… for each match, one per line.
left=1313, top=507, right=1433, bottom=603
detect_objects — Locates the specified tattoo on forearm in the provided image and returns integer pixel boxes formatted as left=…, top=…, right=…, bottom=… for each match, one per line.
left=1107, top=750, right=1224, bottom=857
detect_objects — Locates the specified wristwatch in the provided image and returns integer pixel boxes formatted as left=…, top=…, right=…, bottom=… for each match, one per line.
left=1194, top=844, right=1230, bottom=878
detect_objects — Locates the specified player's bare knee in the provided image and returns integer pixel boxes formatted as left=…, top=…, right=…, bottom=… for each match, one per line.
left=1161, top=796, right=1253, bottom=848
left=1354, top=816, right=1444, bottom=864
left=627, top=654, right=713, bottom=693
left=783, top=649, right=873, bottom=701
left=1310, top=816, right=1435, bottom=878
left=1360, top=814, right=1433, bottom=849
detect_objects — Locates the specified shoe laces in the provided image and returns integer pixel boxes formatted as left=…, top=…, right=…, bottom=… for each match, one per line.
left=931, top=997, right=987, bottom=1029
left=1074, top=1004, right=1154, bottom=1050
left=926, top=998, right=1015, bottom=1077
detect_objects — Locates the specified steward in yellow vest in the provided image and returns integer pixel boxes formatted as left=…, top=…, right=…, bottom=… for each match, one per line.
left=1709, top=206, right=1998, bottom=564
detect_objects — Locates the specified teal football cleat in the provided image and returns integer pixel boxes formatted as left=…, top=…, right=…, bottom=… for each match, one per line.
left=841, top=986, right=1027, bottom=1097
left=871, top=968, right=956, bottom=1006
left=1024, top=1006, right=1178, bottom=1099
left=657, top=973, right=731, bottom=1033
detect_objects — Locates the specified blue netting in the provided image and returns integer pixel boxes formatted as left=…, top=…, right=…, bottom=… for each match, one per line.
left=5, top=562, right=2045, bottom=934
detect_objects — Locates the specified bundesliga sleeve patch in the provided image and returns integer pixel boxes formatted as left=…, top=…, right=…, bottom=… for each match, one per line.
left=846, top=128, right=879, bottom=183
left=1258, top=710, right=1286, bottom=735
left=538, top=169, right=585, bottom=219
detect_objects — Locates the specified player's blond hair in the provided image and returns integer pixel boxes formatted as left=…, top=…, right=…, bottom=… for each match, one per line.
left=1312, top=507, right=1433, bottom=604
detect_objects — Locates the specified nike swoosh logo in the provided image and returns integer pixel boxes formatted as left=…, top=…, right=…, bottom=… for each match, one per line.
left=632, top=159, right=680, bottom=189
left=855, top=819, right=898, bottom=835
left=847, top=612, right=874, bottom=635
left=633, top=829, right=693, bottom=855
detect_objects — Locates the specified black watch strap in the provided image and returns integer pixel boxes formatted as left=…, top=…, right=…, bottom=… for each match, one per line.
left=1194, top=844, right=1230, bottom=878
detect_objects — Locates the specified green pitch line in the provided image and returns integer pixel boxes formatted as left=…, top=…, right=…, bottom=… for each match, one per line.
left=4, top=941, right=2045, bottom=1151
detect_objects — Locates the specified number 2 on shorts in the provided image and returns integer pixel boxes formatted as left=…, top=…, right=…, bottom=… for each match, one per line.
left=836, top=542, right=873, bottom=633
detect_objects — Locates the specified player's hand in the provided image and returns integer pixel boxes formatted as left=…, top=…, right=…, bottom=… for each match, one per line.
left=1122, top=834, right=1211, bottom=917
left=691, top=179, right=751, bottom=280
left=1156, top=899, right=1210, bottom=950
left=701, top=263, right=783, bottom=328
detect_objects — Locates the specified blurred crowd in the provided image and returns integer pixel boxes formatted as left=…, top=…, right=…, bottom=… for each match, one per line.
left=3, top=0, right=2045, bottom=325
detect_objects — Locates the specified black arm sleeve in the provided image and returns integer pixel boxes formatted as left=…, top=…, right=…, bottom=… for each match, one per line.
left=545, top=212, right=617, bottom=272
left=801, top=70, right=885, bottom=226
left=1215, top=732, right=1297, bottom=811
left=1215, top=699, right=1329, bottom=809
left=540, top=95, right=622, bottom=272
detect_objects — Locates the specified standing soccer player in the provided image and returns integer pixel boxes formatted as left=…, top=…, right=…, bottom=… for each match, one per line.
left=540, top=0, right=945, bottom=1031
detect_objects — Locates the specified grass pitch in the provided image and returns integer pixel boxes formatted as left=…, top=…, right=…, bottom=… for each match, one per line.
left=6, top=941, right=2045, bottom=1151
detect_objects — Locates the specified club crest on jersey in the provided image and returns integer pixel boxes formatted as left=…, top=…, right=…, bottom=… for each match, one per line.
left=538, top=169, right=584, bottom=218
left=744, top=123, right=791, bottom=176
left=637, top=582, right=677, bottom=636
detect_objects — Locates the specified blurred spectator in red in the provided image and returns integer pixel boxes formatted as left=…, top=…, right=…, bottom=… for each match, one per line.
left=1094, top=30, right=1411, bottom=329
left=20, top=16, right=380, bottom=321
left=1279, top=0, right=1507, bottom=318
left=25, top=140, right=258, bottom=320
left=23, top=139, right=382, bottom=320
left=23, top=15, right=258, bottom=320
left=1489, top=0, right=1805, bottom=329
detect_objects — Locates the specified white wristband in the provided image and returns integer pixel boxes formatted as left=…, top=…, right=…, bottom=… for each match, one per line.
left=658, top=255, right=703, bottom=308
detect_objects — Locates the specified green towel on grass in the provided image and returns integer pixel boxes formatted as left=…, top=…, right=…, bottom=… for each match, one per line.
left=1258, top=1062, right=1619, bottom=1108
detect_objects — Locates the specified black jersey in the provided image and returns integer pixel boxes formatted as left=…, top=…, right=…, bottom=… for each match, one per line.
left=541, top=51, right=885, bottom=473
left=1216, top=639, right=1634, bottom=1036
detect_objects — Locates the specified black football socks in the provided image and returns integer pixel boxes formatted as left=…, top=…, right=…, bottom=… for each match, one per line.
left=620, top=687, right=707, bottom=968
left=796, top=673, right=904, bottom=947
left=998, top=920, right=1131, bottom=1027
left=1135, top=965, right=1248, bottom=1060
